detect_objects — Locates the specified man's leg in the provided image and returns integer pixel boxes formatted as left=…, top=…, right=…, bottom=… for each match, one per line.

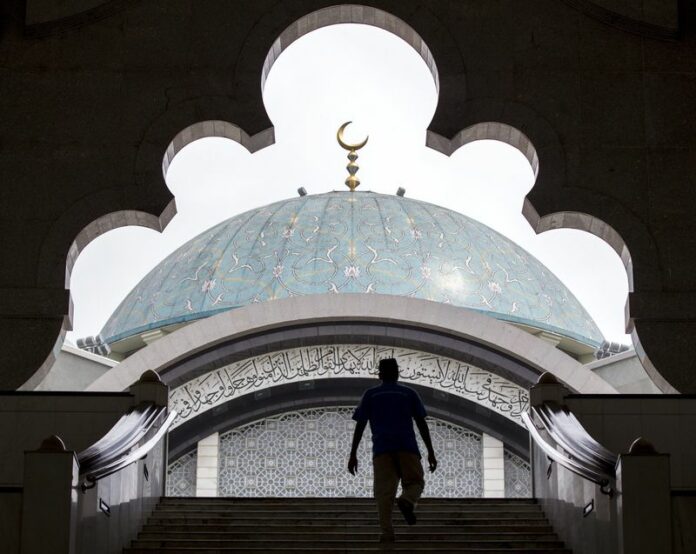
left=373, top=453, right=400, bottom=540
left=396, top=452, right=425, bottom=522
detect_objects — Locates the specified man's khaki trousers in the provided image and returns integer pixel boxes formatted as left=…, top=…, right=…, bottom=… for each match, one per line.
left=372, top=451, right=425, bottom=535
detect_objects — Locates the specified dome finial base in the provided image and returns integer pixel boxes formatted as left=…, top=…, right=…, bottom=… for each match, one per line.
left=337, top=121, right=368, bottom=191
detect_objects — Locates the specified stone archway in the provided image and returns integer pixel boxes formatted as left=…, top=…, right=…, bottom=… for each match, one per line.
left=87, top=295, right=616, bottom=394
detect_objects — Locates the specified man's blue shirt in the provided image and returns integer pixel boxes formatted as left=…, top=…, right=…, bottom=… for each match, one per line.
left=352, top=381, right=427, bottom=457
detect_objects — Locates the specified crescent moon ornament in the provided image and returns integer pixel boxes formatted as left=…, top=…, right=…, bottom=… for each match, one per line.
left=337, top=121, right=369, bottom=151
left=336, top=121, right=368, bottom=191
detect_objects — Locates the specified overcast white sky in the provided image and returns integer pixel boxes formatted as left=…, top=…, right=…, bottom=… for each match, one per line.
left=67, top=24, right=631, bottom=345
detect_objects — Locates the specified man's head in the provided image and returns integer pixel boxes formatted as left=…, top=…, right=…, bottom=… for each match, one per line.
left=378, top=358, right=399, bottom=382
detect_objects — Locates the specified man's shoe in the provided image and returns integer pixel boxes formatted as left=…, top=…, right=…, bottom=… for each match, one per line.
left=396, top=498, right=417, bottom=525
left=379, top=532, right=396, bottom=543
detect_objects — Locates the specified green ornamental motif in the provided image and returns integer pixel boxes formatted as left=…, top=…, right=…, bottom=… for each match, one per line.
left=101, top=191, right=604, bottom=347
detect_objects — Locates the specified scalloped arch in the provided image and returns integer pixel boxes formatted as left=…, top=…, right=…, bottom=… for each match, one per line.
left=524, top=207, right=673, bottom=393
left=157, top=5, right=444, bottom=180
left=38, top=191, right=177, bottom=290
left=430, top=101, right=668, bottom=390
left=427, top=122, right=539, bottom=179
left=162, top=120, right=273, bottom=180
left=28, top=204, right=176, bottom=391
left=527, top=209, right=634, bottom=288
left=426, top=98, right=565, bottom=187
left=60, top=5, right=664, bottom=394
left=260, top=5, right=440, bottom=94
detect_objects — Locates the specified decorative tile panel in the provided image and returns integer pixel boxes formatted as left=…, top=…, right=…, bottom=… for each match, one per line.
left=101, top=192, right=603, bottom=347
left=169, top=344, right=529, bottom=430
left=504, top=449, right=531, bottom=498
left=166, top=449, right=197, bottom=497
left=217, top=407, right=485, bottom=498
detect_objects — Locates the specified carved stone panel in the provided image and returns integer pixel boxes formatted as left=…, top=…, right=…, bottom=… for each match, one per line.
left=170, top=344, right=529, bottom=430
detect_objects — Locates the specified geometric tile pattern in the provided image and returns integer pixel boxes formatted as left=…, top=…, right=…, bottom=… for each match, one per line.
left=504, top=449, right=531, bottom=498
left=101, top=191, right=603, bottom=347
left=166, top=449, right=197, bottom=497
left=217, top=407, right=487, bottom=498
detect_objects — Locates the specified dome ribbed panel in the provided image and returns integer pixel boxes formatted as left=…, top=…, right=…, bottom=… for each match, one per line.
left=100, top=192, right=604, bottom=347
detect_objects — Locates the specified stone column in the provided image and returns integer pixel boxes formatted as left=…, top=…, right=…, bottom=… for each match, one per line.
left=482, top=433, right=505, bottom=497
left=616, top=438, right=672, bottom=554
left=196, top=432, right=220, bottom=497
left=21, top=435, right=79, bottom=554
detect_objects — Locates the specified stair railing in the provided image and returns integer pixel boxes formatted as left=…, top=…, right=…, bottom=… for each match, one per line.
left=77, top=401, right=177, bottom=491
left=523, top=375, right=618, bottom=495
left=77, top=371, right=177, bottom=492
left=78, top=402, right=160, bottom=468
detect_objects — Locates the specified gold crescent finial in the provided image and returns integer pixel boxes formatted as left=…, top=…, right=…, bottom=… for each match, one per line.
left=336, top=121, right=368, bottom=191
left=337, top=121, right=369, bottom=151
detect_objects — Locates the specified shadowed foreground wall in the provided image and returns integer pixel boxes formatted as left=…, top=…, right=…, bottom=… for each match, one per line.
left=1, top=1, right=696, bottom=391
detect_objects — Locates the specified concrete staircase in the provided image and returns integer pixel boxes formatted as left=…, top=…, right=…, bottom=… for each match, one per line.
left=124, top=497, right=570, bottom=553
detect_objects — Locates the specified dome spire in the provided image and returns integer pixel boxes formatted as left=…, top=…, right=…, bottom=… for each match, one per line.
left=337, top=121, right=368, bottom=191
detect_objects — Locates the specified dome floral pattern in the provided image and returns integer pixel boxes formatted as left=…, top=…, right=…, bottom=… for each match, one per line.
left=101, top=192, right=603, bottom=347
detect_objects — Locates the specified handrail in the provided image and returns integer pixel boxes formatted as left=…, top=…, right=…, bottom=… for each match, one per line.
left=523, top=403, right=617, bottom=495
left=78, top=403, right=156, bottom=461
left=522, top=413, right=610, bottom=485
left=81, top=410, right=177, bottom=490
left=77, top=400, right=177, bottom=491
left=78, top=403, right=161, bottom=471
left=534, top=403, right=617, bottom=475
left=548, top=405, right=616, bottom=466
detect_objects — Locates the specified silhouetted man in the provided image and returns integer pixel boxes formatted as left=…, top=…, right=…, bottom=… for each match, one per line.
left=348, top=358, right=437, bottom=543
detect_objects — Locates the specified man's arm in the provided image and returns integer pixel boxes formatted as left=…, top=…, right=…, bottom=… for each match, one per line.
left=414, top=416, right=438, bottom=472
left=348, top=420, right=367, bottom=475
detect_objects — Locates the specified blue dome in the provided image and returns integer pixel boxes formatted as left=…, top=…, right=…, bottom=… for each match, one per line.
left=100, top=191, right=604, bottom=347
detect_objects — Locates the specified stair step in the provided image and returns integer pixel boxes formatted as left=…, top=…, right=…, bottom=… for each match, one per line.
left=160, top=497, right=537, bottom=505
left=124, top=542, right=572, bottom=554
left=125, top=497, right=568, bottom=554
left=134, top=540, right=566, bottom=547
left=150, top=512, right=543, bottom=519
left=141, top=524, right=554, bottom=534
left=151, top=511, right=543, bottom=519
left=154, top=505, right=541, bottom=513
left=138, top=526, right=558, bottom=542
left=146, top=520, right=550, bottom=529
left=130, top=539, right=567, bottom=548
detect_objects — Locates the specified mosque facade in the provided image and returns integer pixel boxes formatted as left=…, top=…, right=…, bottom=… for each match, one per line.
left=4, top=3, right=696, bottom=552
left=73, top=187, right=630, bottom=499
